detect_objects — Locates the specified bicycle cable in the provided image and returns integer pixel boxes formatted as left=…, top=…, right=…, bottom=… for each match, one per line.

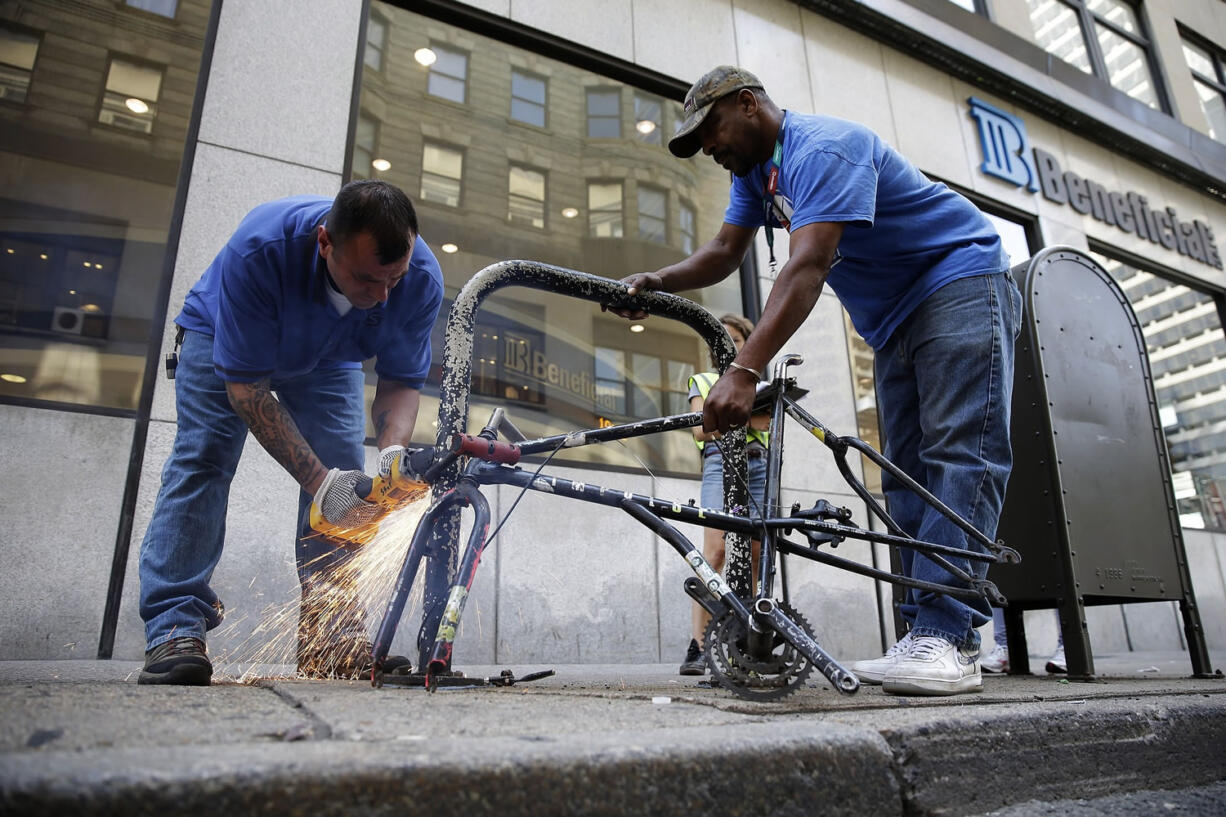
left=480, top=434, right=571, bottom=549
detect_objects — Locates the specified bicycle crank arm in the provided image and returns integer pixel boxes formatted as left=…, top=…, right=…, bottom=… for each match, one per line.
left=683, top=576, right=728, bottom=620
left=753, top=598, right=860, bottom=695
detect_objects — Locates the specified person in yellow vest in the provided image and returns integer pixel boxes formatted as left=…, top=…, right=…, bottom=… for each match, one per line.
left=680, top=314, right=771, bottom=675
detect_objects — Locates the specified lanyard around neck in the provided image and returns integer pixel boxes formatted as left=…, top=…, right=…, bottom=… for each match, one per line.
left=763, top=125, right=786, bottom=274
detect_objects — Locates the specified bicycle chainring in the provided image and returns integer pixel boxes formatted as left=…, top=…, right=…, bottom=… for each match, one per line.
left=703, top=602, right=816, bottom=702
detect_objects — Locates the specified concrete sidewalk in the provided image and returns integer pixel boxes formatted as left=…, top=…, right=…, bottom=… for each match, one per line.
left=1, top=651, right=1224, bottom=817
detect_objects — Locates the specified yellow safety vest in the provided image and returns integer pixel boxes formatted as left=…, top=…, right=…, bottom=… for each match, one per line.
left=688, top=371, right=770, bottom=451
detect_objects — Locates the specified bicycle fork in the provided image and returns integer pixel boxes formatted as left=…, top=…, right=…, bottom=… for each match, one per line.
left=371, top=478, right=491, bottom=689
left=620, top=500, right=860, bottom=695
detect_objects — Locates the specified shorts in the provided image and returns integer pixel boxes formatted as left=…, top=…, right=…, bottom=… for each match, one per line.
left=700, top=447, right=768, bottom=515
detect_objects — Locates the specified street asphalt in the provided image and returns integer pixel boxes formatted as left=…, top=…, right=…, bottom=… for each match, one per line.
left=1, top=650, right=1223, bottom=816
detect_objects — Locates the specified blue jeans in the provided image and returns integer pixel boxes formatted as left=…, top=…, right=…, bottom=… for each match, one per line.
left=875, top=272, right=1022, bottom=650
left=138, top=329, right=367, bottom=650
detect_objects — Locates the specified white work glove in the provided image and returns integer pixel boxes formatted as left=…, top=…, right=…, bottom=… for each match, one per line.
left=377, top=445, right=406, bottom=479
left=313, top=468, right=381, bottom=528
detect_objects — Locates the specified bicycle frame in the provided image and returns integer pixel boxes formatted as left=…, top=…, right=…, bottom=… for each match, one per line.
left=368, top=261, right=1018, bottom=698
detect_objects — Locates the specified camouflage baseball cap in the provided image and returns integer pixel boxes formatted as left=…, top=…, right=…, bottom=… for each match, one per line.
left=668, top=66, right=764, bottom=158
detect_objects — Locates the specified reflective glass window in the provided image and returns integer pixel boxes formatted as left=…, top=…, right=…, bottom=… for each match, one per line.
left=427, top=44, right=467, bottom=103
left=679, top=202, right=696, bottom=255
left=1183, top=34, right=1226, bottom=142
left=365, top=13, right=387, bottom=72
left=586, top=89, right=621, bottom=138
left=508, top=165, right=546, bottom=229
left=99, top=58, right=162, bottom=134
left=354, top=4, right=747, bottom=473
left=634, top=93, right=662, bottom=145
left=351, top=113, right=378, bottom=180
left=0, top=25, right=38, bottom=104
left=510, top=70, right=546, bottom=127
left=125, top=0, right=178, bottom=17
left=421, top=142, right=463, bottom=207
left=1028, top=0, right=1093, bottom=74
left=637, top=186, right=667, bottom=243
left=588, top=182, right=623, bottom=238
left=0, top=2, right=209, bottom=412
left=1027, top=0, right=1164, bottom=110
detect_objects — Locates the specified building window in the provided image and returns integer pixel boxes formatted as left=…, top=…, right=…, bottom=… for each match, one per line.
left=351, top=3, right=748, bottom=473
left=634, top=93, right=662, bottom=145
left=587, top=182, right=623, bottom=237
left=1094, top=250, right=1226, bottom=530
left=0, top=25, right=38, bottom=104
left=1026, top=0, right=1164, bottom=110
left=637, top=185, right=667, bottom=243
left=98, top=57, right=161, bottom=134
left=1182, top=33, right=1226, bottom=142
left=427, top=44, right=467, bottom=104
left=421, top=142, right=463, bottom=207
left=124, top=0, right=177, bottom=17
left=351, top=113, right=378, bottom=180
left=679, top=202, right=696, bottom=254
left=945, top=0, right=986, bottom=13
left=510, top=69, right=546, bottom=127
left=586, top=88, right=620, bottom=138
left=594, top=346, right=627, bottom=415
left=365, top=13, right=388, bottom=72
left=508, top=165, right=546, bottom=229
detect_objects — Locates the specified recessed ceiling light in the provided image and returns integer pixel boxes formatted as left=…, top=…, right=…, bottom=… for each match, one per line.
left=5, top=248, right=13, bottom=254
left=1, top=373, right=27, bottom=384
left=125, top=98, right=149, bottom=114
left=371, top=158, right=391, bottom=172
left=635, top=119, right=656, bottom=134
left=441, top=243, right=458, bottom=254
left=414, top=47, right=437, bottom=66
left=629, top=324, right=645, bottom=333
left=81, top=303, right=102, bottom=312
left=39, top=253, right=48, bottom=260
left=94, top=263, right=103, bottom=269
left=82, top=261, right=90, bottom=268
left=561, top=207, right=579, bottom=219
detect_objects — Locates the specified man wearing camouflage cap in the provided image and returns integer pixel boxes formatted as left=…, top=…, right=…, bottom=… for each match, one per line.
left=614, top=66, right=1021, bottom=697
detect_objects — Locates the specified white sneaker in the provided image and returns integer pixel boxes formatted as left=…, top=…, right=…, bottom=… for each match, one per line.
left=1045, top=645, right=1067, bottom=674
left=981, top=643, right=1009, bottom=674
left=883, top=635, right=983, bottom=696
left=850, top=631, right=914, bottom=685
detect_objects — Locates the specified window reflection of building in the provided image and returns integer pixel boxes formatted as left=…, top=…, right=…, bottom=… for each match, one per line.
left=586, top=88, right=621, bottom=138
left=352, top=113, right=378, bottom=179
left=508, top=165, right=546, bottom=229
left=510, top=70, right=546, bottom=127
left=365, top=12, right=387, bottom=72
left=421, top=142, right=463, bottom=207
left=0, top=1, right=208, bottom=412
left=426, top=44, right=467, bottom=103
left=1026, top=0, right=1164, bottom=111
left=588, top=182, right=623, bottom=238
left=1095, top=251, right=1226, bottom=530
left=1182, top=32, right=1226, bottom=142
left=0, top=24, right=39, bottom=103
left=357, top=3, right=744, bottom=474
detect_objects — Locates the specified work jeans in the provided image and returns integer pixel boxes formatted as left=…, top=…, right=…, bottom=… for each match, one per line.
left=874, top=271, right=1022, bottom=650
left=138, top=329, right=366, bottom=650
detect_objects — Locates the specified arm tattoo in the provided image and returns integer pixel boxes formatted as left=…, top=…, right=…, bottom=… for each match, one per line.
left=227, top=379, right=328, bottom=490
left=373, top=407, right=390, bottom=441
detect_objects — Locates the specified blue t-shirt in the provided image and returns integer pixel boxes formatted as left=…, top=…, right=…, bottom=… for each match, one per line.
left=177, top=195, right=444, bottom=387
left=724, top=111, right=1006, bottom=349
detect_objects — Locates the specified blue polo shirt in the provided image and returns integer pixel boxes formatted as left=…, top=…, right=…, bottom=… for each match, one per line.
left=724, top=111, right=1006, bottom=349
left=176, top=195, right=444, bottom=387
